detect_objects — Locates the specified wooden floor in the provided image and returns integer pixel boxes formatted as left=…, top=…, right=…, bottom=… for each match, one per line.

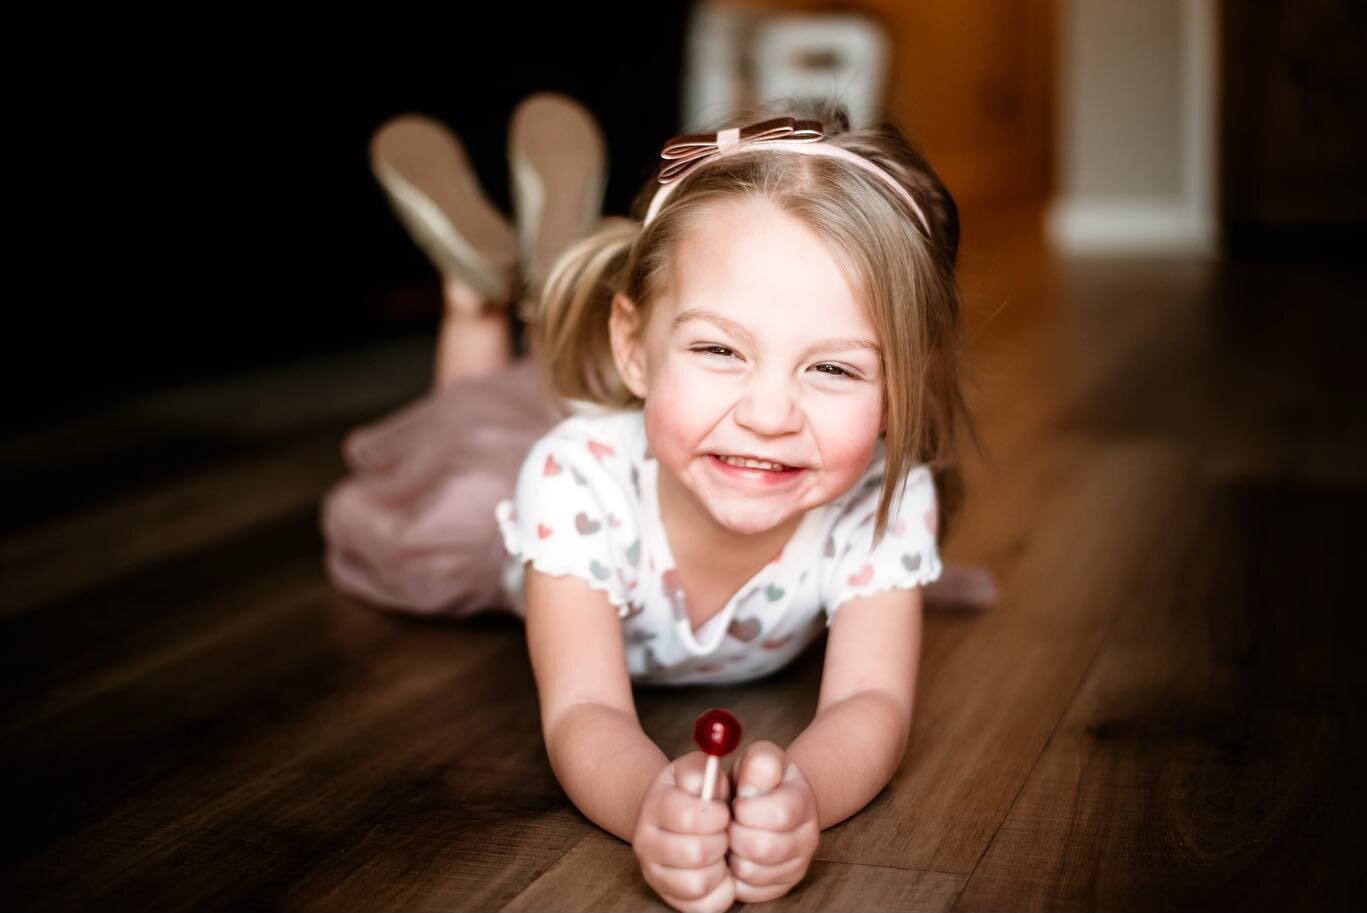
left=5, top=211, right=1366, bottom=911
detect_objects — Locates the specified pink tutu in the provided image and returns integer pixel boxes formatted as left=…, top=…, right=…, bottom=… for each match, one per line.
left=320, top=356, right=565, bottom=618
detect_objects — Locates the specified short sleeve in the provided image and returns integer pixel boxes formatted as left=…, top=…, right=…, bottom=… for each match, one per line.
left=495, top=423, right=640, bottom=617
left=819, top=462, right=944, bottom=623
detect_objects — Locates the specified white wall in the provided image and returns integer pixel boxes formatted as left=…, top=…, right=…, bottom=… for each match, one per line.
left=1047, top=0, right=1218, bottom=256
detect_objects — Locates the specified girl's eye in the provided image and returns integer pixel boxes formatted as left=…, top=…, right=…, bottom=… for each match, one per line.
left=691, top=348, right=858, bottom=379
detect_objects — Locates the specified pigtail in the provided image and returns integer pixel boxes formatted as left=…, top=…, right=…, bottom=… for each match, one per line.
left=531, top=217, right=641, bottom=407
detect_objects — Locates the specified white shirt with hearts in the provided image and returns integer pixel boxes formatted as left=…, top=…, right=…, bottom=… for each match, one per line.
left=494, top=408, right=943, bottom=685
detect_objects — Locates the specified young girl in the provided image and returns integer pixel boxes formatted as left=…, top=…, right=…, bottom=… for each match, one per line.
left=323, top=96, right=993, bottom=912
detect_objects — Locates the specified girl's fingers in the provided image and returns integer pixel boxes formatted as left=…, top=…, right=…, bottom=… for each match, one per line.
left=728, top=740, right=786, bottom=797
left=657, top=785, right=730, bottom=835
left=674, top=751, right=732, bottom=803
left=726, top=818, right=797, bottom=866
left=730, top=781, right=807, bottom=831
left=732, top=874, right=796, bottom=905
left=726, top=847, right=811, bottom=889
left=644, top=858, right=731, bottom=908
left=637, top=826, right=729, bottom=869
left=727, top=816, right=820, bottom=866
left=660, top=878, right=735, bottom=913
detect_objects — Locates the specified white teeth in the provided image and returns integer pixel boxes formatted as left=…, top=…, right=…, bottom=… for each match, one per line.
left=718, top=455, right=788, bottom=471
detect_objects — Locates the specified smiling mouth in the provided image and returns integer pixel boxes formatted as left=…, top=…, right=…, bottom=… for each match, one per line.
left=712, top=454, right=798, bottom=472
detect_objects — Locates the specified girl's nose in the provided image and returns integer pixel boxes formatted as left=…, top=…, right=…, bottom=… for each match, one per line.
left=733, top=375, right=804, bottom=437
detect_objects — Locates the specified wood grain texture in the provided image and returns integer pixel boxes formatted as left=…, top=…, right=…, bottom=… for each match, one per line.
left=737, top=860, right=964, bottom=913
left=502, top=836, right=670, bottom=912
left=957, top=475, right=1367, bottom=911
left=503, top=836, right=967, bottom=912
left=0, top=441, right=341, bottom=615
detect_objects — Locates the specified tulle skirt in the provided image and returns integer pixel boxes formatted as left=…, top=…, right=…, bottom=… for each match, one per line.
left=320, top=356, right=563, bottom=618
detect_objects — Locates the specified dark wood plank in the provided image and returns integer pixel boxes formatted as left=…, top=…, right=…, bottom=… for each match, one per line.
left=952, top=250, right=1367, bottom=910
left=0, top=336, right=430, bottom=536
left=1, top=508, right=327, bottom=735
left=500, top=836, right=670, bottom=912
left=0, top=438, right=346, bottom=616
left=735, top=859, right=964, bottom=913
left=5, top=601, right=588, bottom=911
left=502, top=835, right=966, bottom=912
left=957, top=472, right=1367, bottom=911
left=1, top=501, right=590, bottom=911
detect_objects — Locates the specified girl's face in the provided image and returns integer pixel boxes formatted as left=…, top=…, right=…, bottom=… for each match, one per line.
left=612, top=198, right=886, bottom=540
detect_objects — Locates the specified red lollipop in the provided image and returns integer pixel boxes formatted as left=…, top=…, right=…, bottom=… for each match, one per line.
left=693, top=708, right=742, bottom=801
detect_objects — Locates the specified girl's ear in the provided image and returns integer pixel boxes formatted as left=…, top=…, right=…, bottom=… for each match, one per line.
left=609, top=292, right=650, bottom=400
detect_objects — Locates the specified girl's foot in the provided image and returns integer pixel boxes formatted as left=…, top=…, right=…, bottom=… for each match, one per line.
left=508, top=93, right=607, bottom=312
left=370, top=114, right=519, bottom=304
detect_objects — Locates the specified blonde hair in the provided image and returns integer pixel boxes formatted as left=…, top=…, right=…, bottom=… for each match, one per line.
left=532, top=98, right=981, bottom=546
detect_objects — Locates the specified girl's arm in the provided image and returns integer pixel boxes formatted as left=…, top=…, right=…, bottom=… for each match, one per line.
left=523, top=566, right=669, bottom=841
left=527, top=568, right=735, bottom=908
left=721, top=589, right=921, bottom=904
left=785, top=586, right=923, bottom=830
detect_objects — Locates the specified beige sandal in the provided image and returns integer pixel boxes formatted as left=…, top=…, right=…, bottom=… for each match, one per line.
left=370, top=113, right=519, bottom=312
left=508, top=93, right=608, bottom=317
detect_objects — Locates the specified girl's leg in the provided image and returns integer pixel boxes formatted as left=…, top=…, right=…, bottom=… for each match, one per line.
left=433, top=275, right=514, bottom=390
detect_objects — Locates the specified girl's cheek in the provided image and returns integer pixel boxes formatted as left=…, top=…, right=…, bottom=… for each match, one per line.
left=642, top=366, right=715, bottom=452
left=809, top=393, right=883, bottom=470
left=651, top=358, right=727, bottom=418
left=810, top=383, right=881, bottom=430
left=644, top=389, right=691, bottom=443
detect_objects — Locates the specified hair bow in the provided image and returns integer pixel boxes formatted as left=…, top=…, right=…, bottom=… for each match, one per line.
left=645, top=114, right=932, bottom=237
left=657, top=116, right=824, bottom=184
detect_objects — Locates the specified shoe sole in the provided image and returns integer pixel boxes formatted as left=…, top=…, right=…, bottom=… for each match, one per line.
left=508, top=93, right=608, bottom=295
left=370, top=114, right=518, bottom=302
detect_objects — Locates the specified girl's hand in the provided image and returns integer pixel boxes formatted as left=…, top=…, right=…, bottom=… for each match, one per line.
left=631, top=750, right=735, bottom=913
left=726, top=740, right=821, bottom=903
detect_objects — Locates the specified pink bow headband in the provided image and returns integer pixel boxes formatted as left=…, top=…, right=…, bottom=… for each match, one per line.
left=643, top=116, right=931, bottom=237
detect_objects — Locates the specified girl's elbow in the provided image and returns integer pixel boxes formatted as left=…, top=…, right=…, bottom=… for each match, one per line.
left=867, top=689, right=914, bottom=757
left=866, top=687, right=913, bottom=733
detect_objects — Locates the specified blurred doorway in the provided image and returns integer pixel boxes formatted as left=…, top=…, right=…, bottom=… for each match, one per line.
left=683, top=0, right=1054, bottom=209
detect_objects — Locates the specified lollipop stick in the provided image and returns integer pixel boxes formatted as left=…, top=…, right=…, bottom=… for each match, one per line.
left=701, top=754, right=719, bottom=802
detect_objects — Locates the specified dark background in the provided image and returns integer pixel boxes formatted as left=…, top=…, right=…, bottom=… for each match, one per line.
left=7, top=12, right=691, bottom=428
